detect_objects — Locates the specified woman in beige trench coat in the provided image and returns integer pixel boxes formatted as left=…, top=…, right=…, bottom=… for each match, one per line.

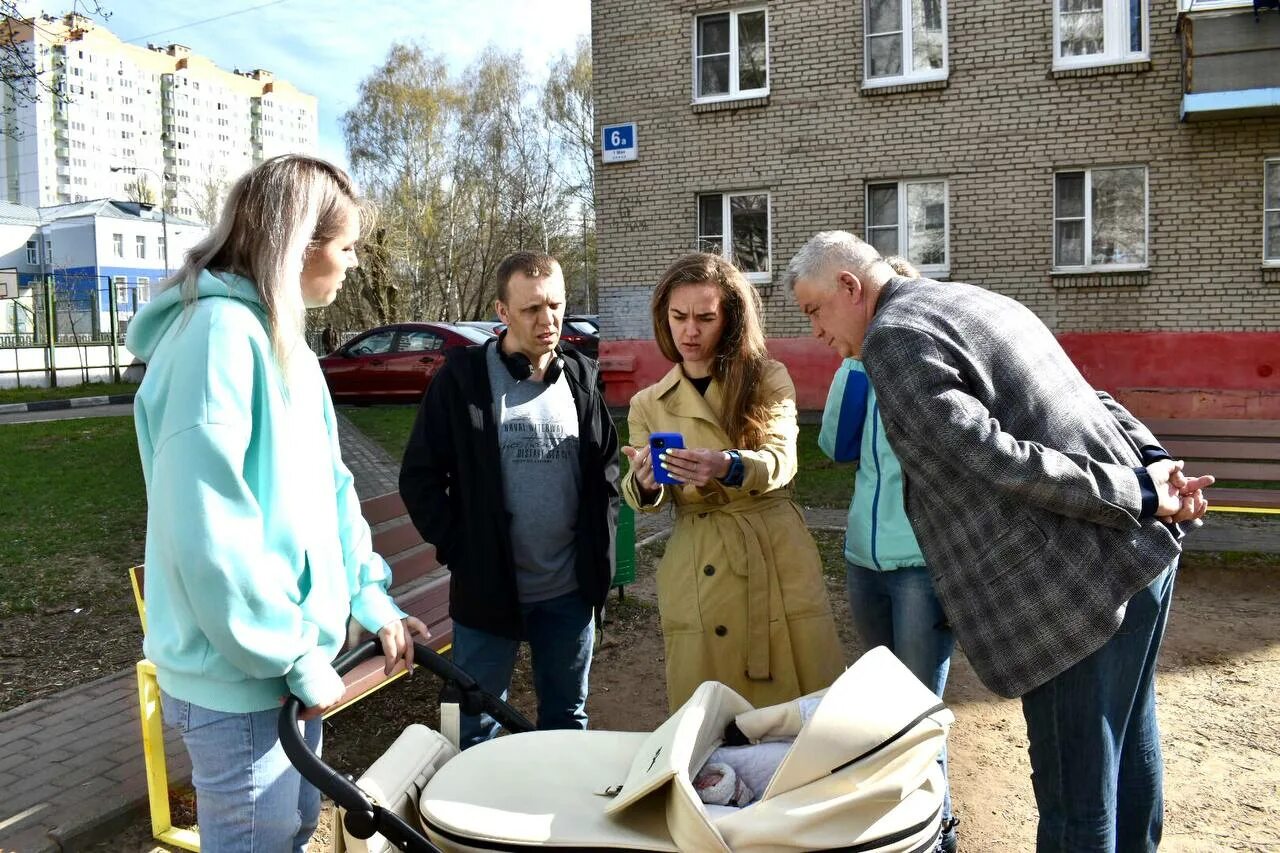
left=622, top=253, right=844, bottom=711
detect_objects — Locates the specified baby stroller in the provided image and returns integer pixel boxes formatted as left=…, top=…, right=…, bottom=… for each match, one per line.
left=280, top=643, right=952, bottom=853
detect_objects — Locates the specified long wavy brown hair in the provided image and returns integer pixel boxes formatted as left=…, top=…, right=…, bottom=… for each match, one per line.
left=651, top=253, right=772, bottom=450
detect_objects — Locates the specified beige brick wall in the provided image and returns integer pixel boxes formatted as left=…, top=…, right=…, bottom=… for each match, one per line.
left=593, top=0, right=1280, bottom=341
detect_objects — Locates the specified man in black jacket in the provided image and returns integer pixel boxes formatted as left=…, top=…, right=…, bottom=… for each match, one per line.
left=400, top=251, right=620, bottom=748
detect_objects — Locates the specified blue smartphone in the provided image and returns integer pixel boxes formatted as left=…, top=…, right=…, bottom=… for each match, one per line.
left=648, top=432, right=686, bottom=485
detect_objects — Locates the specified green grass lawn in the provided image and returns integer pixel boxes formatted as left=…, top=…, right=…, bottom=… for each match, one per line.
left=0, top=416, right=147, bottom=615
left=341, top=404, right=853, bottom=509
left=0, top=381, right=139, bottom=405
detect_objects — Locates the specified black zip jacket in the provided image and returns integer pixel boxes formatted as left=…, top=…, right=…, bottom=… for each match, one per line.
left=398, top=340, right=620, bottom=639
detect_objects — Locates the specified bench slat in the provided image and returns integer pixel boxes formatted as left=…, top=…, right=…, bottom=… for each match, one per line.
left=388, top=547, right=443, bottom=589
left=1195, top=461, right=1280, bottom=482
left=1208, top=487, right=1280, bottom=510
left=372, top=516, right=430, bottom=560
left=1160, top=439, right=1280, bottom=462
left=1146, top=418, right=1280, bottom=440
left=361, top=492, right=409, bottom=525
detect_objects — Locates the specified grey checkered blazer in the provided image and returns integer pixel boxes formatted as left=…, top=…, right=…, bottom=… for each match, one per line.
left=861, top=277, right=1182, bottom=698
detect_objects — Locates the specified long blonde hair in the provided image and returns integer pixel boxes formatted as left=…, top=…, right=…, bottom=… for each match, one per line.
left=651, top=253, right=772, bottom=450
left=162, top=154, right=372, bottom=370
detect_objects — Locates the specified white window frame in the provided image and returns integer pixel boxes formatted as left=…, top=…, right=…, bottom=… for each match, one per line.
left=1265, top=158, right=1280, bottom=266
left=112, top=275, right=127, bottom=304
left=864, top=178, right=951, bottom=276
left=26, top=240, right=37, bottom=265
left=1177, top=0, right=1251, bottom=11
left=136, top=276, right=151, bottom=304
left=697, top=191, right=773, bottom=284
left=112, top=232, right=123, bottom=257
left=1052, top=165, right=1150, bottom=272
left=863, top=0, right=949, bottom=89
left=1053, top=0, right=1149, bottom=70
left=135, top=234, right=146, bottom=259
left=691, top=6, right=770, bottom=104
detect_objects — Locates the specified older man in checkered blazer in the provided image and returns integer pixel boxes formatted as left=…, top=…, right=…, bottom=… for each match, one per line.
left=787, top=231, right=1213, bottom=853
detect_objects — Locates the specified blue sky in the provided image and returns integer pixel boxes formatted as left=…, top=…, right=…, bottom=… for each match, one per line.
left=23, top=0, right=591, bottom=168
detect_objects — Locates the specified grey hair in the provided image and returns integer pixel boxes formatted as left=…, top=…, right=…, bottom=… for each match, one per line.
left=160, top=154, right=372, bottom=375
left=783, top=230, right=888, bottom=291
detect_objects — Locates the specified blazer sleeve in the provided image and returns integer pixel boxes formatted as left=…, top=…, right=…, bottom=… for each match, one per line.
left=864, top=324, right=1146, bottom=529
left=1097, top=391, right=1170, bottom=464
left=398, top=365, right=459, bottom=564
left=818, top=358, right=869, bottom=463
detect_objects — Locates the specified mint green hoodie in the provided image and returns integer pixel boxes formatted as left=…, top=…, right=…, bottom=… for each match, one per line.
left=818, top=358, right=925, bottom=570
left=127, top=270, right=403, bottom=713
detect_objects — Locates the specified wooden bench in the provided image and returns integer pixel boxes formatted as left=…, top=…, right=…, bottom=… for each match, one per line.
left=1145, top=418, right=1280, bottom=513
left=130, top=490, right=451, bottom=851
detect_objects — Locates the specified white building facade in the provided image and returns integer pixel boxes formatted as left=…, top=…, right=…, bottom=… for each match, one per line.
left=0, top=13, right=317, bottom=221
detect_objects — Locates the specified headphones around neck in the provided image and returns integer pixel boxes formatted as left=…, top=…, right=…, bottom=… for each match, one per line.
left=496, top=331, right=565, bottom=385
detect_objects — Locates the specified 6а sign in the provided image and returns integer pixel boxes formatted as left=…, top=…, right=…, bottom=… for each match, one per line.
left=602, top=122, right=637, bottom=163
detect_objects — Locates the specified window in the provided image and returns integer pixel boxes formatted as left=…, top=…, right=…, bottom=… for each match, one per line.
left=397, top=331, right=444, bottom=352
left=1266, top=159, right=1280, bottom=264
left=865, top=179, right=949, bottom=274
left=112, top=233, right=123, bottom=257
left=135, top=276, right=151, bottom=304
left=113, top=275, right=127, bottom=303
left=136, top=234, right=146, bottom=259
left=26, top=240, right=37, bottom=265
left=697, top=191, right=771, bottom=281
left=1053, top=166, right=1148, bottom=270
left=864, top=0, right=947, bottom=86
left=157, top=236, right=165, bottom=261
left=693, top=7, right=768, bottom=102
left=348, top=330, right=397, bottom=356
left=1054, top=0, right=1147, bottom=69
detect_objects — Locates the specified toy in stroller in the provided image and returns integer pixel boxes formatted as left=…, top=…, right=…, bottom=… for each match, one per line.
left=280, top=642, right=952, bottom=853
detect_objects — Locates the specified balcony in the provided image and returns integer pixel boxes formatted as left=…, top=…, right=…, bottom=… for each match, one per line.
left=1177, top=1, right=1280, bottom=119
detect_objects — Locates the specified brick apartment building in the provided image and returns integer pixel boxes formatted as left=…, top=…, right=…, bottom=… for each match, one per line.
left=591, top=0, right=1280, bottom=416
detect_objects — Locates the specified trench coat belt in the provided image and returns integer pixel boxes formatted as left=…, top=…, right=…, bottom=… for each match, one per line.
left=676, top=495, right=791, bottom=681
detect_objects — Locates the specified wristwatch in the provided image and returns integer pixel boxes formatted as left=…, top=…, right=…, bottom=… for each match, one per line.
left=720, top=449, right=745, bottom=487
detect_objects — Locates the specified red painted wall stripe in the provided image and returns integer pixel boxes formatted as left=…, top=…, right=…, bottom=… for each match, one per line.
left=601, top=332, right=1280, bottom=418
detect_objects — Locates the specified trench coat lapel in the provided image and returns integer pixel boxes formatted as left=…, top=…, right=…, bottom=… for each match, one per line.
left=654, top=365, right=731, bottom=445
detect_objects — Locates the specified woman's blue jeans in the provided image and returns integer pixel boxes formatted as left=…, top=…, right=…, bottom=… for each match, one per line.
left=845, top=561, right=955, bottom=824
left=1021, top=562, right=1177, bottom=853
left=160, top=691, right=323, bottom=853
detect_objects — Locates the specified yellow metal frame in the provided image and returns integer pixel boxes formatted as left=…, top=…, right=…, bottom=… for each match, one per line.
left=1210, top=505, right=1280, bottom=515
left=129, top=565, right=448, bottom=850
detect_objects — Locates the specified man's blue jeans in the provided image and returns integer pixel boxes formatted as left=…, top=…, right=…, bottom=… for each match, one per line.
left=1021, top=561, right=1177, bottom=853
left=160, top=691, right=322, bottom=853
left=846, top=561, right=955, bottom=824
left=451, top=590, right=595, bottom=749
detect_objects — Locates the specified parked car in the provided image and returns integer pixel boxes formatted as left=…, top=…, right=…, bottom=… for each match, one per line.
left=560, top=314, right=599, bottom=359
left=455, top=319, right=506, bottom=336
left=319, top=322, right=493, bottom=402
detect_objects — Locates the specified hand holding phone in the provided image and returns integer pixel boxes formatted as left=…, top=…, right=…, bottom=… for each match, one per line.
left=649, top=432, right=686, bottom=485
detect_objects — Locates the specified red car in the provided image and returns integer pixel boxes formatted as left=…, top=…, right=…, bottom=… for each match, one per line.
left=320, top=322, right=493, bottom=402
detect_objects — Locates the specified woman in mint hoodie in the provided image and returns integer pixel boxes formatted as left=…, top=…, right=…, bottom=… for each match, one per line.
left=818, top=257, right=959, bottom=853
left=127, top=154, right=427, bottom=853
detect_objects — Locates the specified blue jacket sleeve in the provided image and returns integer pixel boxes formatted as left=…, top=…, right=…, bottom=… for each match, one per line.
left=818, top=358, right=871, bottom=463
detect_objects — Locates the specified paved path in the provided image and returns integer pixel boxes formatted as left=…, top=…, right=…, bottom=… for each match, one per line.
left=0, top=395, right=1276, bottom=850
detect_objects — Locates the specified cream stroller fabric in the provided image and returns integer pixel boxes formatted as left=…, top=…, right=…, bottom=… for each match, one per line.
left=399, top=646, right=951, bottom=851
left=343, top=724, right=458, bottom=853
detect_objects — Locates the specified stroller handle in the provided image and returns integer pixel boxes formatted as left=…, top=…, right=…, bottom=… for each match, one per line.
left=279, top=638, right=535, bottom=852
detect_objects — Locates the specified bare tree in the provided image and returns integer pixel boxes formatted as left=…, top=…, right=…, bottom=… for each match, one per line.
left=124, top=174, right=155, bottom=205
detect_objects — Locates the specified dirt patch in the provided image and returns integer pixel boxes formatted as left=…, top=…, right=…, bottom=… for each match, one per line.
left=75, top=538, right=1280, bottom=851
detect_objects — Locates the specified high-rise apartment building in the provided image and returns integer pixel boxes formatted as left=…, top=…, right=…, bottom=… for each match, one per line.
left=0, top=13, right=317, bottom=220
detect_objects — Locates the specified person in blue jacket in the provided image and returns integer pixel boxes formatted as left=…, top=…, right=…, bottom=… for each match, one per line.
left=818, top=256, right=959, bottom=853
left=127, top=154, right=427, bottom=853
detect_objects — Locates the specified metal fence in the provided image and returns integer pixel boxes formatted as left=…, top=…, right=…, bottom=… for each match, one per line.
left=0, top=276, right=143, bottom=388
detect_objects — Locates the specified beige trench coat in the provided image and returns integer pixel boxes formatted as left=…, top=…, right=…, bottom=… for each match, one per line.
left=623, top=361, right=844, bottom=710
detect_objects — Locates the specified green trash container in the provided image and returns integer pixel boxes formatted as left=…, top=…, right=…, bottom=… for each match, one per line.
left=613, top=502, right=636, bottom=593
